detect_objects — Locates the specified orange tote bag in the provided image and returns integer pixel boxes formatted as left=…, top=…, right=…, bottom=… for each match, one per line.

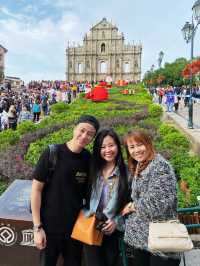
left=71, top=210, right=103, bottom=246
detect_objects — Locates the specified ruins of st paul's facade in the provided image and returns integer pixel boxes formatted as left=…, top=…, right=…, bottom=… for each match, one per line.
left=66, top=18, right=142, bottom=83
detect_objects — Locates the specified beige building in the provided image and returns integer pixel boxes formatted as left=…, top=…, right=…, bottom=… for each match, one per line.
left=0, top=44, right=8, bottom=82
left=66, top=18, right=142, bottom=83
left=4, top=76, right=23, bottom=90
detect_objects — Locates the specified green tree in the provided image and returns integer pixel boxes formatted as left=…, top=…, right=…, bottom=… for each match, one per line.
left=143, top=58, right=188, bottom=87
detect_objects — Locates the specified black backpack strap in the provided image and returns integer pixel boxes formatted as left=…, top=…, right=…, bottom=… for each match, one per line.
left=47, top=144, right=58, bottom=182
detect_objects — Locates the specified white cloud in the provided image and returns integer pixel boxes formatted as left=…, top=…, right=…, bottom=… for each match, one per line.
left=0, top=5, right=28, bottom=21
left=0, top=5, right=84, bottom=82
left=41, top=0, right=76, bottom=9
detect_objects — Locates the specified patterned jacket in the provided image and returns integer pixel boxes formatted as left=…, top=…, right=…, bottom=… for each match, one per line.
left=124, top=154, right=178, bottom=257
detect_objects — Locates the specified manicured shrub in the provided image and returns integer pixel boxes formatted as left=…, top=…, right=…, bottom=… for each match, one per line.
left=177, top=186, right=189, bottom=208
left=0, top=181, right=8, bottom=195
left=159, top=124, right=179, bottom=136
left=50, top=102, right=69, bottom=114
left=17, top=120, right=37, bottom=134
left=148, top=104, right=163, bottom=118
left=26, top=128, right=73, bottom=166
left=160, top=132, right=190, bottom=152
left=170, top=152, right=199, bottom=179
left=1, top=83, right=200, bottom=209
left=179, top=164, right=200, bottom=207
left=0, top=129, right=20, bottom=146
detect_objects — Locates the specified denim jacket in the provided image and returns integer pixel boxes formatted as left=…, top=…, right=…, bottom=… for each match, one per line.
left=84, top=166, right=124, bottom=230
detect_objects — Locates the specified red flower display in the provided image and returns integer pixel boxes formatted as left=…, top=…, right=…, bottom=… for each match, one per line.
left=182, top=60, right=200, bottom=79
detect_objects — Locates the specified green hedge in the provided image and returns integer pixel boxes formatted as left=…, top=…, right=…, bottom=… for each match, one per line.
left=1, top=84, right=200, bottom=207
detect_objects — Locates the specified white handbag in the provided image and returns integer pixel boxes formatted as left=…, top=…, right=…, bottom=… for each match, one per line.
left=148, top=220, right=193, bottom=253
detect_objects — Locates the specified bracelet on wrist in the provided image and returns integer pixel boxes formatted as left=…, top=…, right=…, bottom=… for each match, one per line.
left=33, top=223, right=43, bottom=232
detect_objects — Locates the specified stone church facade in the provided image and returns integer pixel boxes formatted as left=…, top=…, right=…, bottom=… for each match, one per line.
left=0, top=44, right=7, bottom=82
left=66, top=18, right=142, bottom=82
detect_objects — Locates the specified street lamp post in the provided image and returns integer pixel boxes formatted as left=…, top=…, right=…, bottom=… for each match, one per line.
left=158, top=51, right=164, bottom=68
left=181, top=0, right=200, bottom=129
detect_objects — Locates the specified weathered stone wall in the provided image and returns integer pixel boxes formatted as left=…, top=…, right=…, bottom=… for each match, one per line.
left=66, top=18, right=142, bottom=82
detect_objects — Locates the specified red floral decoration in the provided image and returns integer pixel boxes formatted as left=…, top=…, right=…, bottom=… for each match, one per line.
left=182, top=60, right=200, bottom=79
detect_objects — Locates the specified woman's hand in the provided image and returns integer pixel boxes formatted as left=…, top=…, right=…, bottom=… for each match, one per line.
left=102, top=219, right=116, bottom=235
left=121, top=202, right=135, bottom=216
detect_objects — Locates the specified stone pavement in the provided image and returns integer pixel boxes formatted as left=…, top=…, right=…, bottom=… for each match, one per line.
left=179, top=249, right=200, bottom=266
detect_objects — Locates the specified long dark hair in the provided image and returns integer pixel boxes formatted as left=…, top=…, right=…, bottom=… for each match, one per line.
left=90, top=128, right=128, bottom=215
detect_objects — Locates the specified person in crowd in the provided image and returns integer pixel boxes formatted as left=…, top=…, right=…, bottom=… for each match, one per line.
left=41, top=93, right=49, bottom=116
left=18, top=105, right=33, bottom=123
left=184, top=87, right=190, bottom=107
left=7, top=104, right=18, bottom=130
left=122, top=130, right=180, bottom=266
left=165, top=87, right=175, bottom=112
left=32, top=98, right=41, bottom=122
left=83, top=128, right=129, bottom=266
left=31, top=115, right=100, bottom=266
left=158, top=87, right=165, bottom=104
left=0, top=106, right=8, bottom=131
left=67, top=88, right=72, bottom=104
left=174, top=93, right=179, bottom=112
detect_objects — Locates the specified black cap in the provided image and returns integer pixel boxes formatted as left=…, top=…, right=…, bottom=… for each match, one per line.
left=76, top=115, right=100, bottom=133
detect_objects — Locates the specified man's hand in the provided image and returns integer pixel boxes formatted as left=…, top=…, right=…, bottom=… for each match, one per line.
left=34, top=228, right=46, bottom=250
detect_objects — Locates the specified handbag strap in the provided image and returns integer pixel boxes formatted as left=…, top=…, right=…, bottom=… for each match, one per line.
left=151, top=219, right=179, bottom=224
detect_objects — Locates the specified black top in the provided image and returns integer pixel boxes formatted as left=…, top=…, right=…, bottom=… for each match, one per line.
left=33, top=143, right=91, bottom=235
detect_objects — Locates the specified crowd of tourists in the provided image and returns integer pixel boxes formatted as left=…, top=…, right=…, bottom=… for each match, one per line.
left=149, top=85, right=200, bottom=112
left=0, top=80, right=85, bottom=131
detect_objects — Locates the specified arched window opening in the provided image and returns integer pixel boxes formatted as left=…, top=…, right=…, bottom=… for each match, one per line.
left=78, top=63, right=82, bottom=73
left=100, top=61, right=107, bottom=73
left=86, top=60, right=90, bottom=69
left=116, top=59, right=120, bottom=68
left=101, top=43, right=105, bottom=53
left=124, top=62, right=130, bottom=73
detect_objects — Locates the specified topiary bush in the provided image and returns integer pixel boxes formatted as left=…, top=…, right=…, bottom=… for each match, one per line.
left=162, top=132, right=190, bottom=152
left=17, top=120, right=37, bottom=135
left=0, top=129, right=20, bottom=147
left=179, top=165, right=200, bottom=207
left=50, top=102, right=70, bottom=114
left=148, top=103, right=163, bottom=118
left=159, top=124, right=179, bottom=136
left=170, top=152, right=200, bottom=179
left=0, top=180, right=8, bottom=195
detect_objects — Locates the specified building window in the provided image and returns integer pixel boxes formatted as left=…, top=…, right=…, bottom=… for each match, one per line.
left=69, top=61, right=72, bottom=68
left=124, top=62, right=130, bottom=73
left=116, top=59, right=120, bottom=68
left=78, top=63, right=82, bottom=73
left=134, top=61, right=138, bottom=68
left=86, top=60, right=90, bottom=69
left=101, top=43, right=105, bottom=53
left=100, top=61, right=107, bottom=73
left=102, top=31, right=105, bottom=39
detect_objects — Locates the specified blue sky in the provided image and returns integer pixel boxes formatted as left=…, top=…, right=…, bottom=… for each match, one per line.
left=0, top=0, right=200, bottom=83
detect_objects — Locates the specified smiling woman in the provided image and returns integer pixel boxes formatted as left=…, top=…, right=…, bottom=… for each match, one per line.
left=83, top=128, right=129, bottom=266
left=122, top=129, right=180, bottom=266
